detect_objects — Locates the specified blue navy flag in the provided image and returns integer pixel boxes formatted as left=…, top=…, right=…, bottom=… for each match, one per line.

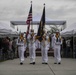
left=37, top=5, right=45, bottom=42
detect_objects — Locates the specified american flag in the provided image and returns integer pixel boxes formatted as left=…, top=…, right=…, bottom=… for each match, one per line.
left=26, top=3, right=32, bottom=37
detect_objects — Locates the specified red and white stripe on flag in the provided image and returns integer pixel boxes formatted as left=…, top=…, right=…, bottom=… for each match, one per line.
left=26, top=13, right=32, bottom=24
left=26, top=3, right=32, bottom=37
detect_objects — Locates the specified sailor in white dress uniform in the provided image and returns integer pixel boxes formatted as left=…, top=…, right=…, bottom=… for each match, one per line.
left=27, top=29, right=36, bottom=65
left=17, top=34, right=26, bottom=65
left=52, top=30, right=62, bottom=64
left=41, top=34, right=50, bottom=64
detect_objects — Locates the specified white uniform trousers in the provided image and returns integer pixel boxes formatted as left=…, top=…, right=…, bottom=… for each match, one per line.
left=54, top=46, right=61, bottom=63
left=29, top=43, right=36, bottom=63
left=18, top=46, right=25, bottom=63
left=41, top=46, right=49, bottom=63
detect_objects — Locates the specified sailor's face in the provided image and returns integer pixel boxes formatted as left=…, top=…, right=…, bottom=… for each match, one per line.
left=56, top=32, right=59, bottom=35
left=30, top=32, right=32, bottom=35
left=30, top=31, right=34, bottom=35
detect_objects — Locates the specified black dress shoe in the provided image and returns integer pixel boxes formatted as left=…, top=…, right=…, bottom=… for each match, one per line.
left=42, top=63, right=45, bottom=64
left=54, top=63, right=57, bottom=64
left=58, top=62, right=61, bottom=64
left=30, top=62, right=35, bottom=65
left=20, top=62, right=23, bottom=65
left=30, top=63, right=33, bottom=64
left=45, top=63, right=48, bottom=64
left=33, top=62, right=35, bottom=65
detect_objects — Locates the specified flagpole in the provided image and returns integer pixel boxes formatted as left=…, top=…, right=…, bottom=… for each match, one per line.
left=31, top=1, right=33, bottom=30
left=43, top=3, right=45, bottom=32
left=17, top=26, right=18, bottom=31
